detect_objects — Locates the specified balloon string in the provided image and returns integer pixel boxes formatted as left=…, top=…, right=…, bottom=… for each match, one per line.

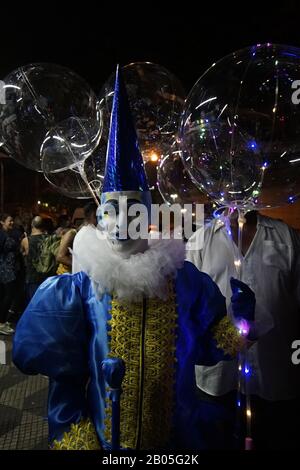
left=78, top=163, right=100, bottom=206
left=218, top=207, right=253, bottom=450
left=236, top=211, right=253, bottom=450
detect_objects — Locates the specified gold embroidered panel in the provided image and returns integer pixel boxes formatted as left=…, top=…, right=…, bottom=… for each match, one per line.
left=51, top=419, right=101, bottom=450
left=105, top=282, right=177, bottom=449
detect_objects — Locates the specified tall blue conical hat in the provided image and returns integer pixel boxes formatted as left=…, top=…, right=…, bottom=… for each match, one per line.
left=102, top=65, right=149, bottom=193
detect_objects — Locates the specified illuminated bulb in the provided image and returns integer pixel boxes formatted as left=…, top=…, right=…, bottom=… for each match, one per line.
left=170, top=194, right=178, bottom=201
left=236, top=318, right=250, bottom=337
left=246, top=409, right=252, bottom=418
left=234, top=259, right=241, bottom=267
left=261, top=162, right=268, bottom=171
left=181, top=208, right=187, bottom=214
left=37, top=200, right=41, bottom=205
left=150, top=152, right=158, bottom=162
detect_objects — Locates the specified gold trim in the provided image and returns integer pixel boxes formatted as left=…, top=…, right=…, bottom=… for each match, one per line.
left=51, top=419, right=101, bottom=450
left=213, top=316, right=244, bottom=357
left=105, top=282, right=177, bottom=449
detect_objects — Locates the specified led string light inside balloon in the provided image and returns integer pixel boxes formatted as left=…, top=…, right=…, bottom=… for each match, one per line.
left=217, top=207, right=253, bottom=450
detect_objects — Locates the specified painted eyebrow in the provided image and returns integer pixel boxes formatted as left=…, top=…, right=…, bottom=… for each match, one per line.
left=103, top=200, right=118, bottom=206
left=104, top=199, right=141, bottom=205
left=127, top=199, right=142, bottom=205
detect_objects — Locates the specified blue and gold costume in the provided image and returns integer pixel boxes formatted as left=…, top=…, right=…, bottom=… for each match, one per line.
left=13, top=66, right=249, bottom=450
left=13, top=263, right=231, bottom=449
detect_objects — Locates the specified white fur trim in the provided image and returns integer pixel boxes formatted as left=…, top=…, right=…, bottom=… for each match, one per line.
left=72, top=225, right=185, bottom=301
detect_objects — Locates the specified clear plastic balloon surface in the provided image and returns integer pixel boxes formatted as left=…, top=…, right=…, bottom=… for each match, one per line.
left=157, top=141, right=208, bottom=205
left=44, top=143, right=105, bottom=199
left=41, top=117, right=101, bottom=173
left=98, top=62, right=185, bottom=165
left=0, top=63, right=100, bottom=172
left=180, top=44, right=300, bottom=210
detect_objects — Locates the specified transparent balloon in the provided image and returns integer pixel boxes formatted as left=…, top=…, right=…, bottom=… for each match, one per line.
left=44, top=143, right=106, bottom=200
left=157, top=140, right=208, bottom=206
left=180, top=43, right=300, bottom=210
left=98, top=62, right=185, bottom=165
left=0, top=63, right=100, bottom=172
left=41, top=116, right=102, bottom=173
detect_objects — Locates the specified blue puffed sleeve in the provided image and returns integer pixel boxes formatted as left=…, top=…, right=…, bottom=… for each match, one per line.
left=176, top=261, right=228, bottom=368
left=13, top=272, right=88, bottom=378
left=13, top=272, right=90, bottom=443
left=174, top=261, right=230, bottom=449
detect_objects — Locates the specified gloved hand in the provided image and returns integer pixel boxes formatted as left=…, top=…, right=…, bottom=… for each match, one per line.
left=230, top=278, right=256, bottom=339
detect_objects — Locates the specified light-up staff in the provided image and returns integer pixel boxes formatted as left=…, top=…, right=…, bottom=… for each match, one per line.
left=218, top=207, right=254, bottom=450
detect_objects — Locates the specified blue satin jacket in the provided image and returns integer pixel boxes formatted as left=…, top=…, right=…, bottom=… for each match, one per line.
left=13, top=261, right=229, bottom=449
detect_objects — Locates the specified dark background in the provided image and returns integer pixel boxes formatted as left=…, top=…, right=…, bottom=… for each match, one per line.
left=1, top=1, right=300, bottom=218
left=1, top=2, right=300, bottom=92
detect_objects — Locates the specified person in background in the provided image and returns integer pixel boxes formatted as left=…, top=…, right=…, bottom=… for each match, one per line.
left=186, top=209, right=300, bottom=449
left=43, top=217, right=55, bottom=235
left=56, top=226, right=77, bottom=274
left=0, top=214, right=19, bottom=335
left=55, top=214, right=72, bottom=237
left=21, top=216, right=48, bottom=302
left=7, top=215, right=26, bottom=322
left=72, top=202, right=97, bottom=274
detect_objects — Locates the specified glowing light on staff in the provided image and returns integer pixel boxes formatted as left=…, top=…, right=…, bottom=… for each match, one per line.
left=236, top=318, right=250, bottom=337
left=261, top=162, right=268, bottom=171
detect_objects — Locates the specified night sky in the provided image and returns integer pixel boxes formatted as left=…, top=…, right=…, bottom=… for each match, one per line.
left=1, top=2, right=300, bottom=216
left=1, top=3, right=300, bottom=93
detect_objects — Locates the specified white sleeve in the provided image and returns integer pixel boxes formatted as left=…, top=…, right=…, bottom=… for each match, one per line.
left=185, top=226, right=204, bottom=271
left=291, top=228, right=300, bottom=309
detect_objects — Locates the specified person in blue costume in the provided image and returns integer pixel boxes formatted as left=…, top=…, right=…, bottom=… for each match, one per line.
left=13, top=66, right=255, bottom=451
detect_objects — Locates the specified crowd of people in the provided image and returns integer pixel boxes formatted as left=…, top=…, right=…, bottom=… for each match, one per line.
left=0, top=203, right=97, bottom=335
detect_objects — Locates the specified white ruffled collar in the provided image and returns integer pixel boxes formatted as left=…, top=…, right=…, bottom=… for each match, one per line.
left=73, top=226, right=185, bottom=301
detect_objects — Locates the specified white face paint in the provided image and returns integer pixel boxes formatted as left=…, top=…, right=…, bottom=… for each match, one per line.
left=98, top=191, right=151, bottom=258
